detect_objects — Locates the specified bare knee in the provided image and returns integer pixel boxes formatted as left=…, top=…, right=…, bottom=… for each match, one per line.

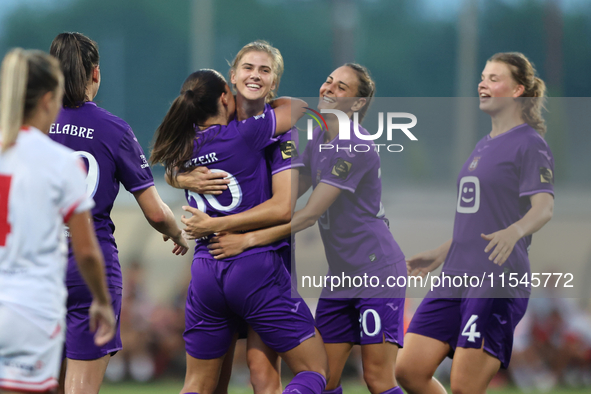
left=395, top=361, right=429, bottom=393
left=363, top=367, right=387, bottom=394
left=249, top=363, right=281, bottom=394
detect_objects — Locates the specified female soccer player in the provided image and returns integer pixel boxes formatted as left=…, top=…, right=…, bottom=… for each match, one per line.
left=151, top=69, right=328, bottom=394
left=0, top=48, right=115, bottom=394
left=170, top=40, right=296, bottom=394
left=48, top=32, right=188, bottom=394
left=200, top=63, right=407, bottom=394
left=395, top=52, right=554, bottom=394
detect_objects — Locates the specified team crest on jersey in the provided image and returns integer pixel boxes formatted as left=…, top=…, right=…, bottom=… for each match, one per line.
left=468, top=156, right=481, bottom=171
left=331, top=158, right=352, bottom=179
left=280, top=141, right=298, bottom=160
left=540, top=167, right=553, bottom=183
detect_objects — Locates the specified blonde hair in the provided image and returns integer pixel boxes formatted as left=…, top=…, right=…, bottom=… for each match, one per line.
left=0, top=48, right=62, bottom=151
left=488, top=52, right=547, bottom=136
left=229, top=40, right=284, bottom=101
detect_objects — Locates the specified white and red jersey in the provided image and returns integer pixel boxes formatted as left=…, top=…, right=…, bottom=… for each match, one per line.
left=0, top=126, right=93, bottom=332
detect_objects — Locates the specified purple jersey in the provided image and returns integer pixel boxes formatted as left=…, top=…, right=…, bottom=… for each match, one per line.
left=263, top=104, right=296, bottom=176
left=50, top=102, right=154, bottom=287
left=295, top=121, right=405, bottom=275
left=442, top=124, right=554, bottom=283
left=185, top=110, right=287, bottom=259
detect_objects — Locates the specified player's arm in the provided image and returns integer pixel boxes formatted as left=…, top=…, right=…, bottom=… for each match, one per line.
left=406, top=239, right=452, bottom=278
left=272, top=97, right=308, bottom=135
left=182, top=170, right=292, bottom=239
left=208, top=182, right=342, bottom=259
left=481, top=192, right=553, bottom=265
left=68, top=210, right=115, bottom=346
left=297, top=171, right=312, bottom=199
left=133, top=186, right=189, bottom=255
left=165, top=166, right=230, bottom=195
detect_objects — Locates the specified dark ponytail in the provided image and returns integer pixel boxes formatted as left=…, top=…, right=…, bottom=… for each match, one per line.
left=151, top=69, right=228, bottom=178
left=50, top=32, right=99, bottom=107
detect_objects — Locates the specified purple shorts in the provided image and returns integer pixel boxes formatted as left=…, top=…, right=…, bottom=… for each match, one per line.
left=315, top=298, right=405, bottom=346
left=184, top=251, right=315, bottom=359
left=64, top=285, right=122, bottom=360
left=407, top=286, right=528, bottom=368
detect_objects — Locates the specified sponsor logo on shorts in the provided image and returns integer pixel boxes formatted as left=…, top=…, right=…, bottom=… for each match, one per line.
left=291, top=301, right=301, bottom=313
left=2, top=360, right=40, bottom=374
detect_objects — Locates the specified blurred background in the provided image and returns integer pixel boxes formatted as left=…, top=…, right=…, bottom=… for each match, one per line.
left=1, top=0, right=590, bottom=392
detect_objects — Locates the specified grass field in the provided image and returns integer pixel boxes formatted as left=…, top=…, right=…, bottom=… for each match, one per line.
left=100, top=381, right=591, bottom=394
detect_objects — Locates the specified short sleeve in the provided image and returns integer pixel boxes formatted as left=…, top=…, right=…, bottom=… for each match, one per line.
left=320, top=149, right=373, bottom=194
left=518, top=136, right=555, bottom=197
left=267, top=128, right=300, bottom=175
left=236, top=109, right=278, bottom=152
left=114, top=127, right=155, bottom=193
left=60, top=156, right=95, bottom=223
left=293, top=128, right=312, bottom=177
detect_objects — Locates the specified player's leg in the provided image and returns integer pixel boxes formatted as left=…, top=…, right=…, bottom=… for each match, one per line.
left=314, top=298, right=357, bottom=392
left=395, top=333, right=448, bottom=394
left=360, top=342, right=399, bottom=394
left=278, top=327, right=329, bottom=393
left=212, top=333, right=238, bottom=394
left=62, top=286, right=122, bottom=394
left=449, top=295, right=529, bottom=394
left=396, top=296, right=461, bottom=394
left=323, top=343, right=353, bottom=391
left=356, top=298, right=405, bottom=394
left=247, top=327, right=282, bottom=394
left=449, top=346, right=500, bottom=394
left=228, top=252, right=328, bottom=394
left=182, top=353, right=227, bottom=394
left=62, top=356, right=110, bottom=394
left=183, top=258, right=237, bottom=394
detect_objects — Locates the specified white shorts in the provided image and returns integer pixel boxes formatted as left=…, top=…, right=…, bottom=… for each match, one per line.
left=0, top=303, right=64, bottom=393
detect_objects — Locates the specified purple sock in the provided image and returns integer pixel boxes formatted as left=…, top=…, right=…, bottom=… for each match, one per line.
left=323, top=386, right=343, bottom=394
left=183, top=392, right=199, bottom=394
left=380, top=387, right=404, bottom=394
left=283, top=371, right=327, bottom=394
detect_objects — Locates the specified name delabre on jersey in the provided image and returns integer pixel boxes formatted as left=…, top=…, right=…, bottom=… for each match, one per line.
left=50, top=123, right=94, bottom=139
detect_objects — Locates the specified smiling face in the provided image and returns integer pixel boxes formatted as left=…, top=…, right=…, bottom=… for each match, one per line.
left=478, top=61, right=525, bottom=115
left=230, top=50, right=276, bottom=102
left=317, top=66, right=366, bottom=116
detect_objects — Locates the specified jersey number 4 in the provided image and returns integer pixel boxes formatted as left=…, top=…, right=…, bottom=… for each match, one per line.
left=461, top=314, right=481, bottom=343
left=0, top=175, right=12, bottom=246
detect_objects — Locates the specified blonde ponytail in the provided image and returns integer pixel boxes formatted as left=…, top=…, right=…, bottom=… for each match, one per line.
left=0, top=48, right=28, bottom=151
left=0, top=48, right=62, bottom=151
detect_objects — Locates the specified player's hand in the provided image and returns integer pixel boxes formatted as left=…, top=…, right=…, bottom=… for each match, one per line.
left=406, top=249, right=445, bottom=278
left=208, top=232, right=249, bottom=260
left=181, top=206, right=217, bottom=239
left=177, top=167, right=229, bottom=195
left=481, top=225, right=521, bottom=266
left=88, top=299, right=116, bottom=347
left=163, top=232, right=189, bottom=255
